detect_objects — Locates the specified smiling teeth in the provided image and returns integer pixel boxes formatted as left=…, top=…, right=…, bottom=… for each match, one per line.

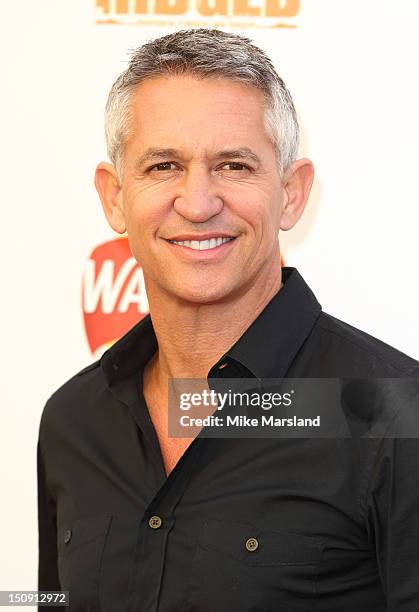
left=170, top=237, right=234, bottom=250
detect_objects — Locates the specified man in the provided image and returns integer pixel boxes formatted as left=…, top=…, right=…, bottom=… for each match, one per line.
left=38, top=28, right=419, bottom=611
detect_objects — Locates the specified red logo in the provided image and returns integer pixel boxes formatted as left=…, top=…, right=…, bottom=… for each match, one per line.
left=82, top=237, right=149, bottom=357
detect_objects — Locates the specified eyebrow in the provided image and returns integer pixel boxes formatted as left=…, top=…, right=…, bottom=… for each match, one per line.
left=135, top=148, right=178, bottom=167
left=133, top=146, right=262, bottom=169
left=216, top=148, right=261, bottom=165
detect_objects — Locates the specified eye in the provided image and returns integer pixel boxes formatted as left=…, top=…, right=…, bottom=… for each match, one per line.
left=220, top=162, right=252, bottom=172
left=148, top=161, right=178, bottom=172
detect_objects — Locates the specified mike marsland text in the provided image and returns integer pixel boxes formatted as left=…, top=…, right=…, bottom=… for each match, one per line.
left=179, top=415, right=321, bottom=427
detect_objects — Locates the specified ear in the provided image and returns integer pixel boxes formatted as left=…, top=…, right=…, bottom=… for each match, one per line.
left=279, top=158, right=314, bottom=231
left=94, top=162, right=126, bottom=234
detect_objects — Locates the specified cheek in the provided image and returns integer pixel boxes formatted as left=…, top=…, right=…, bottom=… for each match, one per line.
left=231, top=183, right=282, bottom=224
left=250, top=205, right=283, bottom=257
left=239, top=201, right=281, bottom=237
left=124, top=197, right=168, bottom=241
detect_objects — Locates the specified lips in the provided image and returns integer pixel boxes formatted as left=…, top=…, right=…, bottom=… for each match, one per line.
left=163, top=233, right=238, bottom=259
left=169, top=236, right=235, bottom=251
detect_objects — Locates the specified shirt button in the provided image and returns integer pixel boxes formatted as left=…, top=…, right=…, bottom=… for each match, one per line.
left=64, top=529, right=72, bottom=544
left=245, top=537, right=259, bottom=552
left=148, top=515, right=162, bottom=529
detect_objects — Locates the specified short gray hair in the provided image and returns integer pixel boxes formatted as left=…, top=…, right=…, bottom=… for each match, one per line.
left=104, top=28, right=299, bottom=182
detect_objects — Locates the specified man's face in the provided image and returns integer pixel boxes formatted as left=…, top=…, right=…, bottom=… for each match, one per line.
left=119, top=75, right=287, bottom=304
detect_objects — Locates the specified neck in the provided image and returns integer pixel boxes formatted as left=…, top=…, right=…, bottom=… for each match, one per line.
left=144, top=263, right=283, bottom=388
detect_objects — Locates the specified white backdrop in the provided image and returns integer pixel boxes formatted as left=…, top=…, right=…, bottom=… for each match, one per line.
left=1, top=0, right=418, bottom=596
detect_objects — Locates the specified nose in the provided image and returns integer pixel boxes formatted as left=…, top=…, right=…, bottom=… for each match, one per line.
left=173, top=164, right=224, bottom=223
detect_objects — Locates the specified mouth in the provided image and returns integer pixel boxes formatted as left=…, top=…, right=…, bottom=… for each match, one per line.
left=167, top=236, right=236, bottom=251
left=164, top=236, right=237, bottom=263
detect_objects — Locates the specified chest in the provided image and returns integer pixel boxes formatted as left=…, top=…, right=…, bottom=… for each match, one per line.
left=144, top=389, right=195, bottom=476
left=55, top=431, right=382, bottom=612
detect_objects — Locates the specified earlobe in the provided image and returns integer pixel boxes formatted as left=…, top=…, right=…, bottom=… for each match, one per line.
left=94, top=162, right=126, bottom=234
left=279, top=158, right=314, bottom=231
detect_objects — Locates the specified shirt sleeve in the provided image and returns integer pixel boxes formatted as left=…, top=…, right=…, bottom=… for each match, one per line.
left=37, top=439, right=61, bottom=601
left=367, top=433, right=419, bottom=610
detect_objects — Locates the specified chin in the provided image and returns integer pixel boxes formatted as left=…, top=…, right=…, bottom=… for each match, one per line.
left=170, top=280, right=237, bottom=305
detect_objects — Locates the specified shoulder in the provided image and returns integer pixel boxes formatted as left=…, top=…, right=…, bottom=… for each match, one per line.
left=303, top=313, right=419, bottom=439
left=47, top=358, right=102, bottom=403
left=38, top=358, right=103, bottom=440
left=312, top=311, right=419, bottom=376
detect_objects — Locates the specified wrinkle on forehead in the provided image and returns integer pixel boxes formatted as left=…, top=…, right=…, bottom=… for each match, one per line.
left=130, top=75, right=266, bottom=131
left=124, top=75, right=275, bottom=170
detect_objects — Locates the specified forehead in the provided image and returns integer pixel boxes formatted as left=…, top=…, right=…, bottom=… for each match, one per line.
left=127, top=75, right=269, bottom=148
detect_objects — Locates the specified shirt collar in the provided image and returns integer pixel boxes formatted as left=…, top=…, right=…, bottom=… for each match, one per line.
left=100, top=267, right=322, bottom=386
left=208, top=267, right=322, bottom=380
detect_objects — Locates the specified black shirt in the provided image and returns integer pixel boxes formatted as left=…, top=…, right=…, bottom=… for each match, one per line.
left=37, top=267, right=419, bottom=611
